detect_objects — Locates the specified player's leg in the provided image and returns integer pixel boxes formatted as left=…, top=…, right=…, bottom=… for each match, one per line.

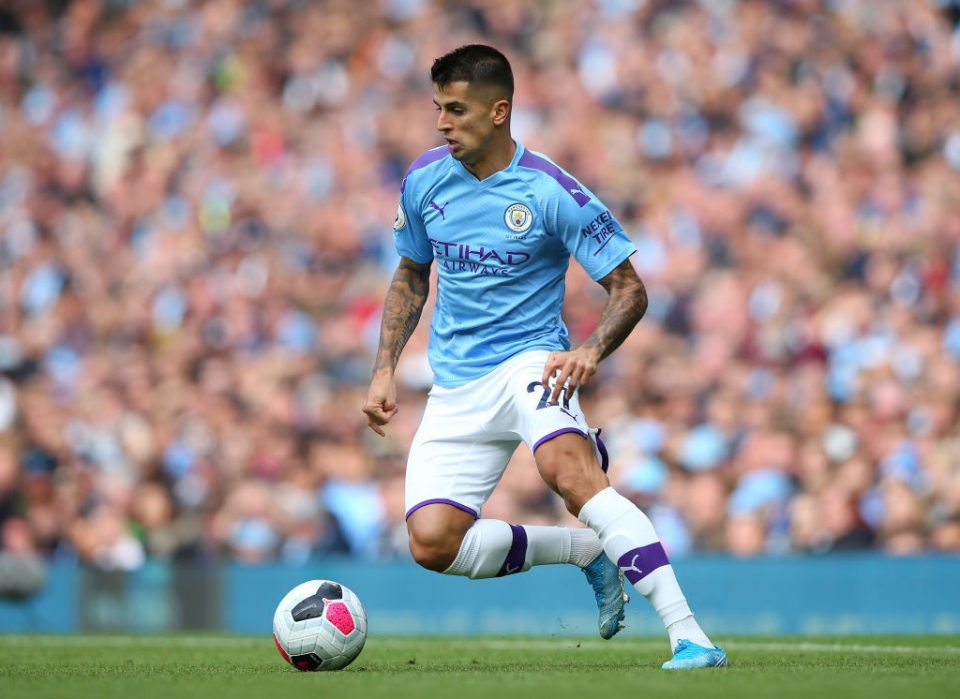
left=405, top=427, right=603, bottom=578
left=530, top=432, right=629, bottom=639
left=406, top=500, right=602, bottom=577
left=500, top=351, right=627, bottom=639
left=403, top=357, right=607, bottom=583
left=535, top=432, right=726, bottom=668
left=405, top=502, right=476, bottom=572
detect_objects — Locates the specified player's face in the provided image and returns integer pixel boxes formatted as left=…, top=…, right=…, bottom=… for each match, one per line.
left=433, top=81, right=504, bottom=166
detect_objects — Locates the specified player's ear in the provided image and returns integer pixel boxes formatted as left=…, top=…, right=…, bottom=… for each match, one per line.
left=491, top=98, right=510, bottom=127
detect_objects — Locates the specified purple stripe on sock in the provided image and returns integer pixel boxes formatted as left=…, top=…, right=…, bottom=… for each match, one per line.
left=617, top=542, right=669, bottom=585
left=496, top=524, right=528, bottom=577
left=405, top=498, right=479, bottom=521
left=532, top=427, right=587, bottom=453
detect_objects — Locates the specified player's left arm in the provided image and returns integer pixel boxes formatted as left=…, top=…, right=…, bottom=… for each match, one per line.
left=537, top=162, right=644, bottom=404
left=542, top=258, right=647, bottom=403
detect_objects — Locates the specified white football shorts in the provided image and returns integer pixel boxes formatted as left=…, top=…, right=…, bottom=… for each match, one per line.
left=404, top=349, right=609, bottom=520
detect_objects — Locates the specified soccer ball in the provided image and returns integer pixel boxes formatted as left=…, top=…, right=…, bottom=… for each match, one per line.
left=272, top=579, right=368, bottom=671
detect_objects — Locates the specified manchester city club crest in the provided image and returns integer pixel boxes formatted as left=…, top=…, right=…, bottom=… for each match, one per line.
left=504, top=202, right=534, bottom=234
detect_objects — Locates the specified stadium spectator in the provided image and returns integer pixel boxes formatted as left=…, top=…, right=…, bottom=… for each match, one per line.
left=0, top=517, right=46, bottom=600
left=0, top=0, right=959, bottom=567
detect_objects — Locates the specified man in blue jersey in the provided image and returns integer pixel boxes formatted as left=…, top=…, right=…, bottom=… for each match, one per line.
left=363, top=45, right=726, bottom=669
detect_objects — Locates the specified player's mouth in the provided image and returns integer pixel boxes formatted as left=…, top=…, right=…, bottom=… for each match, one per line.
left=445, top=139, right=461, bottom=152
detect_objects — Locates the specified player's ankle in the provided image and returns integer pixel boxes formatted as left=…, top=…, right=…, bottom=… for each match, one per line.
left=667, top=615, right=713, bottom=650
left=569, top=528, right=602, bottom=568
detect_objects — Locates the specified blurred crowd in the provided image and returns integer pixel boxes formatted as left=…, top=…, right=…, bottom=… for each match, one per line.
left=2, top=0, right=960, bottom=577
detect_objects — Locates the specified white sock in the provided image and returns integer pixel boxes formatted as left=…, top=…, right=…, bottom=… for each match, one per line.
left=443, top=520, right=602, bottom=579
left=565, top=527, right=604, bottom=568
left=527, top=526, right=602, bottom=568
left=578, top=487, right=714, bottom=650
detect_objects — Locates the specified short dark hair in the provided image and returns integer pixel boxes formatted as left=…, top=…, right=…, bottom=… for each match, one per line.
left=431, top=45, right=514, bottom=100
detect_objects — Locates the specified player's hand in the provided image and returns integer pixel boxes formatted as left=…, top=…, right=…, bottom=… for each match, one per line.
left=542, top=347, right=601, bottom=405
left=362, top=369, right=398, bottom=436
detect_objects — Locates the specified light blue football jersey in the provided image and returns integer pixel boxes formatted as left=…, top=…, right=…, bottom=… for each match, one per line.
left=392, top=142, right=637, bottom=388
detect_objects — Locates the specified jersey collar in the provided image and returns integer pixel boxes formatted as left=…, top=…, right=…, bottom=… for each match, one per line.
left=453, top=141, right=524, bottom=185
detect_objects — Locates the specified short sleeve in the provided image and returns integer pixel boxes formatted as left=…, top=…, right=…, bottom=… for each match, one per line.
left=392, top=180, right=434, bottom=264
left=549, top=184, right=636, bottom=281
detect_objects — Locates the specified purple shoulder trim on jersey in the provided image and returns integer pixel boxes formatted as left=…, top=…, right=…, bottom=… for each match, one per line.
left=532, top=427, right=588, bottom=454
left=401, top=147, right=449, bottom=193
left=405, top=498, right=478, bottom=521
left=517, top=150, right=592, bottom=207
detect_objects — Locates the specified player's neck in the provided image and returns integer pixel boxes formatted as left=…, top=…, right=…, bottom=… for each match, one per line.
left=463, top=137, right=516, bottom=181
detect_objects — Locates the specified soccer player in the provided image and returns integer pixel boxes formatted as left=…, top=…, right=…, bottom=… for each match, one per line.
left=362, top=45, right=726, bottom=669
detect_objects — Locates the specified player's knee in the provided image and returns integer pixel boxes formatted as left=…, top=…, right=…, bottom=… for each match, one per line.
left=407, top=527, right=463, bottom=572
left=406, top=504, right=475, bottom=572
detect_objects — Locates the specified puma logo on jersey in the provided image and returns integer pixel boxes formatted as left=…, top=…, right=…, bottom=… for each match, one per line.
left=428, top=200, right=449, bottom=220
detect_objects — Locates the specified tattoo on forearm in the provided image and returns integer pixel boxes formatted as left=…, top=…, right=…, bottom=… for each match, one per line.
left=584, top=259, right=648, bottom=360
left=374, top=259, right=431, bottom=371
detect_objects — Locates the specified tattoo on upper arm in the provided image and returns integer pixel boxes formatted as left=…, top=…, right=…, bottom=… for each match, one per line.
left=375, top=258, right=431, bottom=371
left=585, top=259, right=648, bottom=360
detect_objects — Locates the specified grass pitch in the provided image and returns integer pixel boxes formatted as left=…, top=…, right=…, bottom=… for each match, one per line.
left=1, top=635, right=958, bottom=699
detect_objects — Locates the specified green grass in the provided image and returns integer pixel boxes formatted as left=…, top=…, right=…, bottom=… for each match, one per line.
left=1, top=635, right=959, bottom=699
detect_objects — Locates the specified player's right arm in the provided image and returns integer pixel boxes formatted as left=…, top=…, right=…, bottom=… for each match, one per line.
left=363, top=177, right=435, bottom=436
left=363, top=256, right=431, bottom=436
left=373, top=256, right=432, bottom=376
